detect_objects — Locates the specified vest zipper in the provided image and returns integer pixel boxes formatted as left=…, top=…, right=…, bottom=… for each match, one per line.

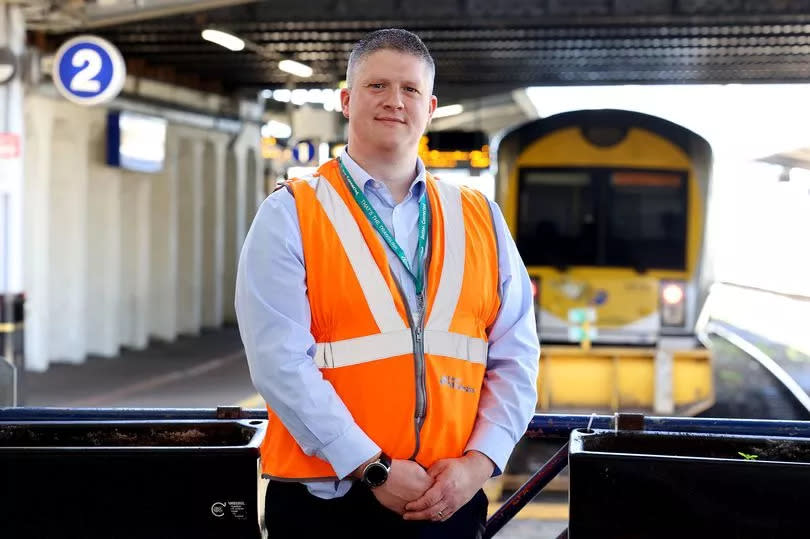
left=413, top=293, right=427, bottom=460
left=392, top=277, right=427, bottom=462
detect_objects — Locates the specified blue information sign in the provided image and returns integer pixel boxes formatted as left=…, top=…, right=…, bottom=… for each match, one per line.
left=292, top=140, right=316, bottom=164
left=52, top=36, right=126, bottom=106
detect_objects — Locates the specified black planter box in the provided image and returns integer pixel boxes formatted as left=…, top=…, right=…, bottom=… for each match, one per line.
left=569, top=428, right=810, bottom=538
left=0, top=420, right=266, bottom=539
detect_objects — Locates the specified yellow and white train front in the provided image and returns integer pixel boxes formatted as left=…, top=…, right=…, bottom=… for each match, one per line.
left=494, top=110, right=715, bottom=416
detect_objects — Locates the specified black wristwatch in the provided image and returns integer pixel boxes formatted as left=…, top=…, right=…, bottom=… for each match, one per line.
left=361, top=452, right=392, bottom=488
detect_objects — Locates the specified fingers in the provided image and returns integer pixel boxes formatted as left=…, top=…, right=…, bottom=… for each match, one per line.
left=432, top=505, right=454, bottom=522
left=403, top=499, right=447, bottom=521
left=427, top=459, right=450, bottom=479
left=404, top=483, right=443, bottom=512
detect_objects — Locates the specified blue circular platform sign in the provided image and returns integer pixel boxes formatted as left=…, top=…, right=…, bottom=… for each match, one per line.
left=52, top=35, right=126, bottom=106
left=292, top=140, right=316, bottom=164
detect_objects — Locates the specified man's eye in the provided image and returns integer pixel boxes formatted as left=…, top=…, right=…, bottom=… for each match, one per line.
left=369, top=83, right=384, bottom=89
left=405, top=87, right=418, bottom=93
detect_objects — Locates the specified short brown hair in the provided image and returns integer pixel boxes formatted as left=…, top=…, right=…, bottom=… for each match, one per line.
left=346, top=28, right=435, bottom=92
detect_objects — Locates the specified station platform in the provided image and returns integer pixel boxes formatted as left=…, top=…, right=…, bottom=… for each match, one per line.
left=22, top=326, right=254, bottom=408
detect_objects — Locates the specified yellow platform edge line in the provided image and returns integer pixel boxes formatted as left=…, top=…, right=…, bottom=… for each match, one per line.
left=236, top=393, right=265, bottom=408
left=488, top=502, right=568, bottom=520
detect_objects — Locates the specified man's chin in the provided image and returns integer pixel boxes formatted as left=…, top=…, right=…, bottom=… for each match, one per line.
left=371, top=137, right=408, bottom=153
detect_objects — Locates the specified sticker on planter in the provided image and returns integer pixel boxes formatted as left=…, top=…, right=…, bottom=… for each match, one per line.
left=227, top=500, right=247, bottom=520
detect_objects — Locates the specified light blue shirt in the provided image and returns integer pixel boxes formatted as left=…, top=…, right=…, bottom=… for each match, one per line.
left=236, top=149, right=539, bottom=499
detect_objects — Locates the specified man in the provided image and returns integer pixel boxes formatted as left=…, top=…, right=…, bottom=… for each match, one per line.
left=236, top=29, right=539, bottom=538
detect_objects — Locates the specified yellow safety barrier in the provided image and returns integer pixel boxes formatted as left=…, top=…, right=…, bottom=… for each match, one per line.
left=0, top=322, right=23, bottom=334
left=538, top=346, right=713, bottom=415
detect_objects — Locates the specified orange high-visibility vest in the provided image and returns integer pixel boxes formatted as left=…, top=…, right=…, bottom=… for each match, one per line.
left=260, top=159, right=500, bottom=480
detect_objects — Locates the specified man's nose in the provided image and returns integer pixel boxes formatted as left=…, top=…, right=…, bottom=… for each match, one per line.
left=383, top=88, right=404, bottom=109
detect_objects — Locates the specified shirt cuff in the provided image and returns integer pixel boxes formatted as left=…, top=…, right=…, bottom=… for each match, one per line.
left=316, top=422, right=380, bottom=480
left=464, top=420, right=516, bottom=477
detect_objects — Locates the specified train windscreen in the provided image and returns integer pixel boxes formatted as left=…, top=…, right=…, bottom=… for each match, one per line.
left=517, top=171, right=597, bottom=267
left=517, top=168, right=687, bottom=270
left=606, top=171, right=687, bottom=271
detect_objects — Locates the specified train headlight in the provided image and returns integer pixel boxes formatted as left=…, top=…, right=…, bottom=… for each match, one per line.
left=660, top=281, right=686, bottom=327
left=530, top=276, right=540, bottom=301
left=530, top=276, right=541, bottom=326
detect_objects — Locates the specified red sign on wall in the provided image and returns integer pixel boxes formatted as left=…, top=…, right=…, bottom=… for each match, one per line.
left=0, top=133, right=20, bottom=159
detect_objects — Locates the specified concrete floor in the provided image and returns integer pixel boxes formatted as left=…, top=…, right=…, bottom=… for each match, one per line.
left=21, top=326, right=255, bottom=408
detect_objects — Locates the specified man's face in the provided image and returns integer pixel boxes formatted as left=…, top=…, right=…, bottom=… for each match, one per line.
left=341, top=49, right=437, bottom=154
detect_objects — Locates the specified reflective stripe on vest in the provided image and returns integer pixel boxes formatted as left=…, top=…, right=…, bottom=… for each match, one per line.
left=315, top=176, right=407, bottom=333
left=426, top=180, right=465, bottom=333
left=314, top=329, right=487, bottom=368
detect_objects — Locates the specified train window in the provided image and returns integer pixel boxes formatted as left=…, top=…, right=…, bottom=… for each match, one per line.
left=606, top=171, right=687, bottom=271
left=516, top=168, right=688, bottom=270
left=517, top=171, right=598, bottom=267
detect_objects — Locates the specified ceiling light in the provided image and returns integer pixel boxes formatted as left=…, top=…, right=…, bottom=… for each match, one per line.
left=433, top=104, right=464, bottom=118
left=279, top=59, right=313, bottom=78
left=273, top=89, right=291, bottom=102
left=291, top=89, right=308, bottom=105
left=201, top=29, right=245, bottom=52
left=261, top=120, right=292, bottom=139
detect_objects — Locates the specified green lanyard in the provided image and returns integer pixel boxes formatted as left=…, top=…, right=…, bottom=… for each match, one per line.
left=337, top=157, right=429, bottom=295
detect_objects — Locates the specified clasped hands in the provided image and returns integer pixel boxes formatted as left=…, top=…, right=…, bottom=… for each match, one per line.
left=371, top=451, right=494, bottom=522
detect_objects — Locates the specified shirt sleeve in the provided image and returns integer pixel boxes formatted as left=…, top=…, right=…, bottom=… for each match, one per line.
left=235, top=189, right=380, bottom=479
left=464, top=199, right=540, bottom=476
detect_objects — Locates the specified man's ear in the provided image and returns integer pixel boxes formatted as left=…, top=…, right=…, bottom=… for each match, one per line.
left=425, top=95, right=438, bottom=130
left=340, top=88, right=351, bottom=119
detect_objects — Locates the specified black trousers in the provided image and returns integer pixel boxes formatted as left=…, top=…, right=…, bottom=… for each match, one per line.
left=265, top=480, right=487, bottom=538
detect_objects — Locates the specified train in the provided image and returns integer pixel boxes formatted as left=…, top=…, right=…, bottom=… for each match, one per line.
left=490, top=109, right=717, bottom=481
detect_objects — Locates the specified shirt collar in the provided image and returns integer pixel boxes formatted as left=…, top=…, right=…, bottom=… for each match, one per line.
left=339, top=147, right=427, bottom=199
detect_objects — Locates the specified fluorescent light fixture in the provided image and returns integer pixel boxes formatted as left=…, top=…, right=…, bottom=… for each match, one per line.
left=271, top=87, right=342, bottom=109
left=291, top=89, right=308, bottom=105
left=261, top=120, right=292, bottom=139
left=433, top=104, right=464, bottom=118
left=260, top=89, right=273, bottom=99
left=273, top=89, right=291, bottom=102
left=201, top=29, right=245, bottom=52
left=279, top=59, right=313, bottom=78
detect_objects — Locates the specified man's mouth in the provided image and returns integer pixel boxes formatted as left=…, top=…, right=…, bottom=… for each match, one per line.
left=376, top=117, right=406, bottom=124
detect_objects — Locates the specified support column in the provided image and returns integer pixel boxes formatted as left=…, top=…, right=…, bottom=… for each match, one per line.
left=47, top=113, right=88, bottom=363
left=176, top=137, right=203, bottom=335
left=86, top=112, right=121, bottom=356
left=234, top=149, right=247, bottom=259
left=22, top=97, right=50, bottom=371
left=148, top=127, right=179, bottom=341
left=222, top=149, right=239, bottom=323
left=119, top=172, right=150, bottom=349
left=202, top=137, right=226, bottom=328
left=0, top=2, right=24, bottom=392
left=244, top=147, right=259, bottom=239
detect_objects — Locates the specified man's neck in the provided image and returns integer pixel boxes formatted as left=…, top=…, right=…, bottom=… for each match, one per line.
left=346, top=147, right=418, bottom=204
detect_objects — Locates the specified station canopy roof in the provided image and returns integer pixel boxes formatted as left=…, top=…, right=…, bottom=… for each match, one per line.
left=26, top=0, right=810, bottom=102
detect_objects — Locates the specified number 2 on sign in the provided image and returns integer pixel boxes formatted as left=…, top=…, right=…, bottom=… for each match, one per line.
left=69, top=49, right=102, bottom=93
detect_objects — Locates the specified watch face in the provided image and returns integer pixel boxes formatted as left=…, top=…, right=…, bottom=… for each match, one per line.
left=364, top=462, right=389, bottom=487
